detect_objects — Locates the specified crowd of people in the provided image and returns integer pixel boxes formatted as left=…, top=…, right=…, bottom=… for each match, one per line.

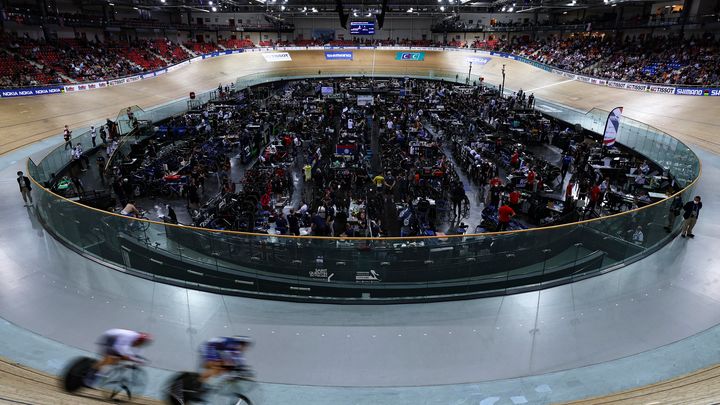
left=502, top=33, right=720, bottom=86
left=2, top=30, right=719, bottom=87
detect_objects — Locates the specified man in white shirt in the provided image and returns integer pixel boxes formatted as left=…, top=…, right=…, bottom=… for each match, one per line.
left=90, top=126, right=97, bottom=147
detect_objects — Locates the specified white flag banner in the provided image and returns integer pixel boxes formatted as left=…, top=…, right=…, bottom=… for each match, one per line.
left=603, top=107, right=623, bottom=147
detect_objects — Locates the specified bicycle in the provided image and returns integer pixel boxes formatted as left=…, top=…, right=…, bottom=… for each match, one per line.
left=61, top=356, right=148, bottom=402
left=164, top=368, right=255, bottom=405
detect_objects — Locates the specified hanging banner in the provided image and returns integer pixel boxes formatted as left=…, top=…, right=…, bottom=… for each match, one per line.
left=603, top=107, right=623, bottom=147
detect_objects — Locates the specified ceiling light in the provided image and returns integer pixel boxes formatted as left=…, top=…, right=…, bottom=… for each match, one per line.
left=312, top=7, right=317, bottom=12
left=501, top=6, right=506, bottom=11
left=160, top=0, right=165, bottom=3
left=108, top=2, right=114, bottom=4
left=212, top=6, right=216, bottom=11
left=508, top=6, right=513, bottom=11
left=563, top=11, right=567, bottom=14
left=407, top=7, right=413, bottom=12
left=133, top=6, right=138, bottom=9
left=208, top=1, right=212, bottom=4
left=437, top=0, right=442, bottom=2
left=440, top=5, right=445, bottom=10
left=281, top=5, right=285, bottom=10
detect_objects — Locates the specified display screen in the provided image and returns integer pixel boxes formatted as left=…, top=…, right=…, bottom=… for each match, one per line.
left=350, top=21, right=375, bottom=35
left=321, top=86, right=334, bottom=95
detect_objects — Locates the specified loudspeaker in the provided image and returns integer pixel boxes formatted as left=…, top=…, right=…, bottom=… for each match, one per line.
left=377, top=0, right=388, bottom=29
left=335, top=0, right=348, bottom=28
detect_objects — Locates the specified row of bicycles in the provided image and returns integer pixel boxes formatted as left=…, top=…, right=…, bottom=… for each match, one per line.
left=62, top=357, right=255, bottom=404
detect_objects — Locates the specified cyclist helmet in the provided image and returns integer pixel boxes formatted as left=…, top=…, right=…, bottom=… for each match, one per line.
left=134, top=332, right=153, bottom=346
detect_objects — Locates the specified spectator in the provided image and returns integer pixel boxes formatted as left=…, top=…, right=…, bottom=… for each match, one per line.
left=665, top=194, right=683, bottom=232
left=680, top=195, right=702, bottom=238
left=63, top=125, right=72, bottom=150
left=288, top=208, right=300, bottom=236
left=497, top=203, right=516, bottom=231
left=16, top=171, right=33, bottom=206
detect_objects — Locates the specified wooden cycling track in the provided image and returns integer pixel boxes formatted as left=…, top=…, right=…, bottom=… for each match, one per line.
left=1, top=49, right=719, bottom=154
left=1, top=49, right=720, bottom=404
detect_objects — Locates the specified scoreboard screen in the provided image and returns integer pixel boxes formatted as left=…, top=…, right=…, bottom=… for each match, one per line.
left=350, top=21, right=375, bottom=35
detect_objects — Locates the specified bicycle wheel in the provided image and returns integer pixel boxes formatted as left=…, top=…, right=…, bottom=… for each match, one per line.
left=232, top=394, right=253, bottom=405
left=104, top=365, right=147, bottom=402
left=164, top=372, right=203, bottom=405
left=61, top=357, right=96, bottom=393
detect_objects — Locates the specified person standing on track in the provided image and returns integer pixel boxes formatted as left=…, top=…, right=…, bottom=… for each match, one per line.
left=16, top=171, right=33, bottom=206
left=63, top=125, right=72, bottom=150
left=681, top=196, right=702, bottom=238
left=90, top=125, right=97, bottom=147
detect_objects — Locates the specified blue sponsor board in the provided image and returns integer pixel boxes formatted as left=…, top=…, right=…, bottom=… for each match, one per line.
left=325, top=51, right=353, bottom=61
left=0, top=86, right=63, bottom=98
left=675, top=87, right=720, bottom=96
left=396, top=52, right=425, bottom=61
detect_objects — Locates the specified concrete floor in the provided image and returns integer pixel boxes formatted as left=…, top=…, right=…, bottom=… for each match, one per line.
left=0, top=136, right=719, bottom=404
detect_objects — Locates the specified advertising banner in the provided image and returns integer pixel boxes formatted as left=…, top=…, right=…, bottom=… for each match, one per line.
left=465, top=56, right=490, bottom=65
left=624, top=83, right=648, bottom=92
left=675, top=87, right=720, bottom=96
left=107, top=78, right=128, bottom=86
left=262, top=52, right=292, bottom=62
left=648, top=85, right=677, bottom=95
left=65, top=81, right=107, bottom=92
left=167, top=61, right=189, bottom=72
left=325, top=51, right=353, bottom=60
left=1, top=86, right=64, bottom=98
left=395, top=52, right=425, bottom=61
left=603, top=107, right=623, bottom=147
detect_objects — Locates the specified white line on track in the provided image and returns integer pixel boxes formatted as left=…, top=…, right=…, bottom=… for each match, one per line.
left=527, top=79, right=575, bottom=92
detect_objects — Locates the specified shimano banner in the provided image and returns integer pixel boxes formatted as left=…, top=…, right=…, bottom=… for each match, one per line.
left=1, top=86, right=63, bottom=98
left=675, top=87, right=720, bottom=96
left=603, top=107, right=623, bottom=147
left=325, top=51, right=353, bottom=60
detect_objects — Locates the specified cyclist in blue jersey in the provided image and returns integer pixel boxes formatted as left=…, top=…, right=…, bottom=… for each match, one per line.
left=199, top=336, right=253, bottom=384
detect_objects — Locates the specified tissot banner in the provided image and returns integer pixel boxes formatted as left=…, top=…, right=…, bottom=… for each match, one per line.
left=262, top=52, right=292, bottom=62
left=603, top=107, right=623, bottom=147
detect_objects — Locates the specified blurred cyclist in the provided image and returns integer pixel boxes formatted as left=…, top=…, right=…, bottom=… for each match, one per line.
left=85, top=328, right=152, bottom=387
left=199, top=336, right=253, bottom=384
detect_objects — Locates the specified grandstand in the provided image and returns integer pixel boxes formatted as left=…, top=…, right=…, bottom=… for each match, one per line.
left=1, top=0, right=719, bottom=404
